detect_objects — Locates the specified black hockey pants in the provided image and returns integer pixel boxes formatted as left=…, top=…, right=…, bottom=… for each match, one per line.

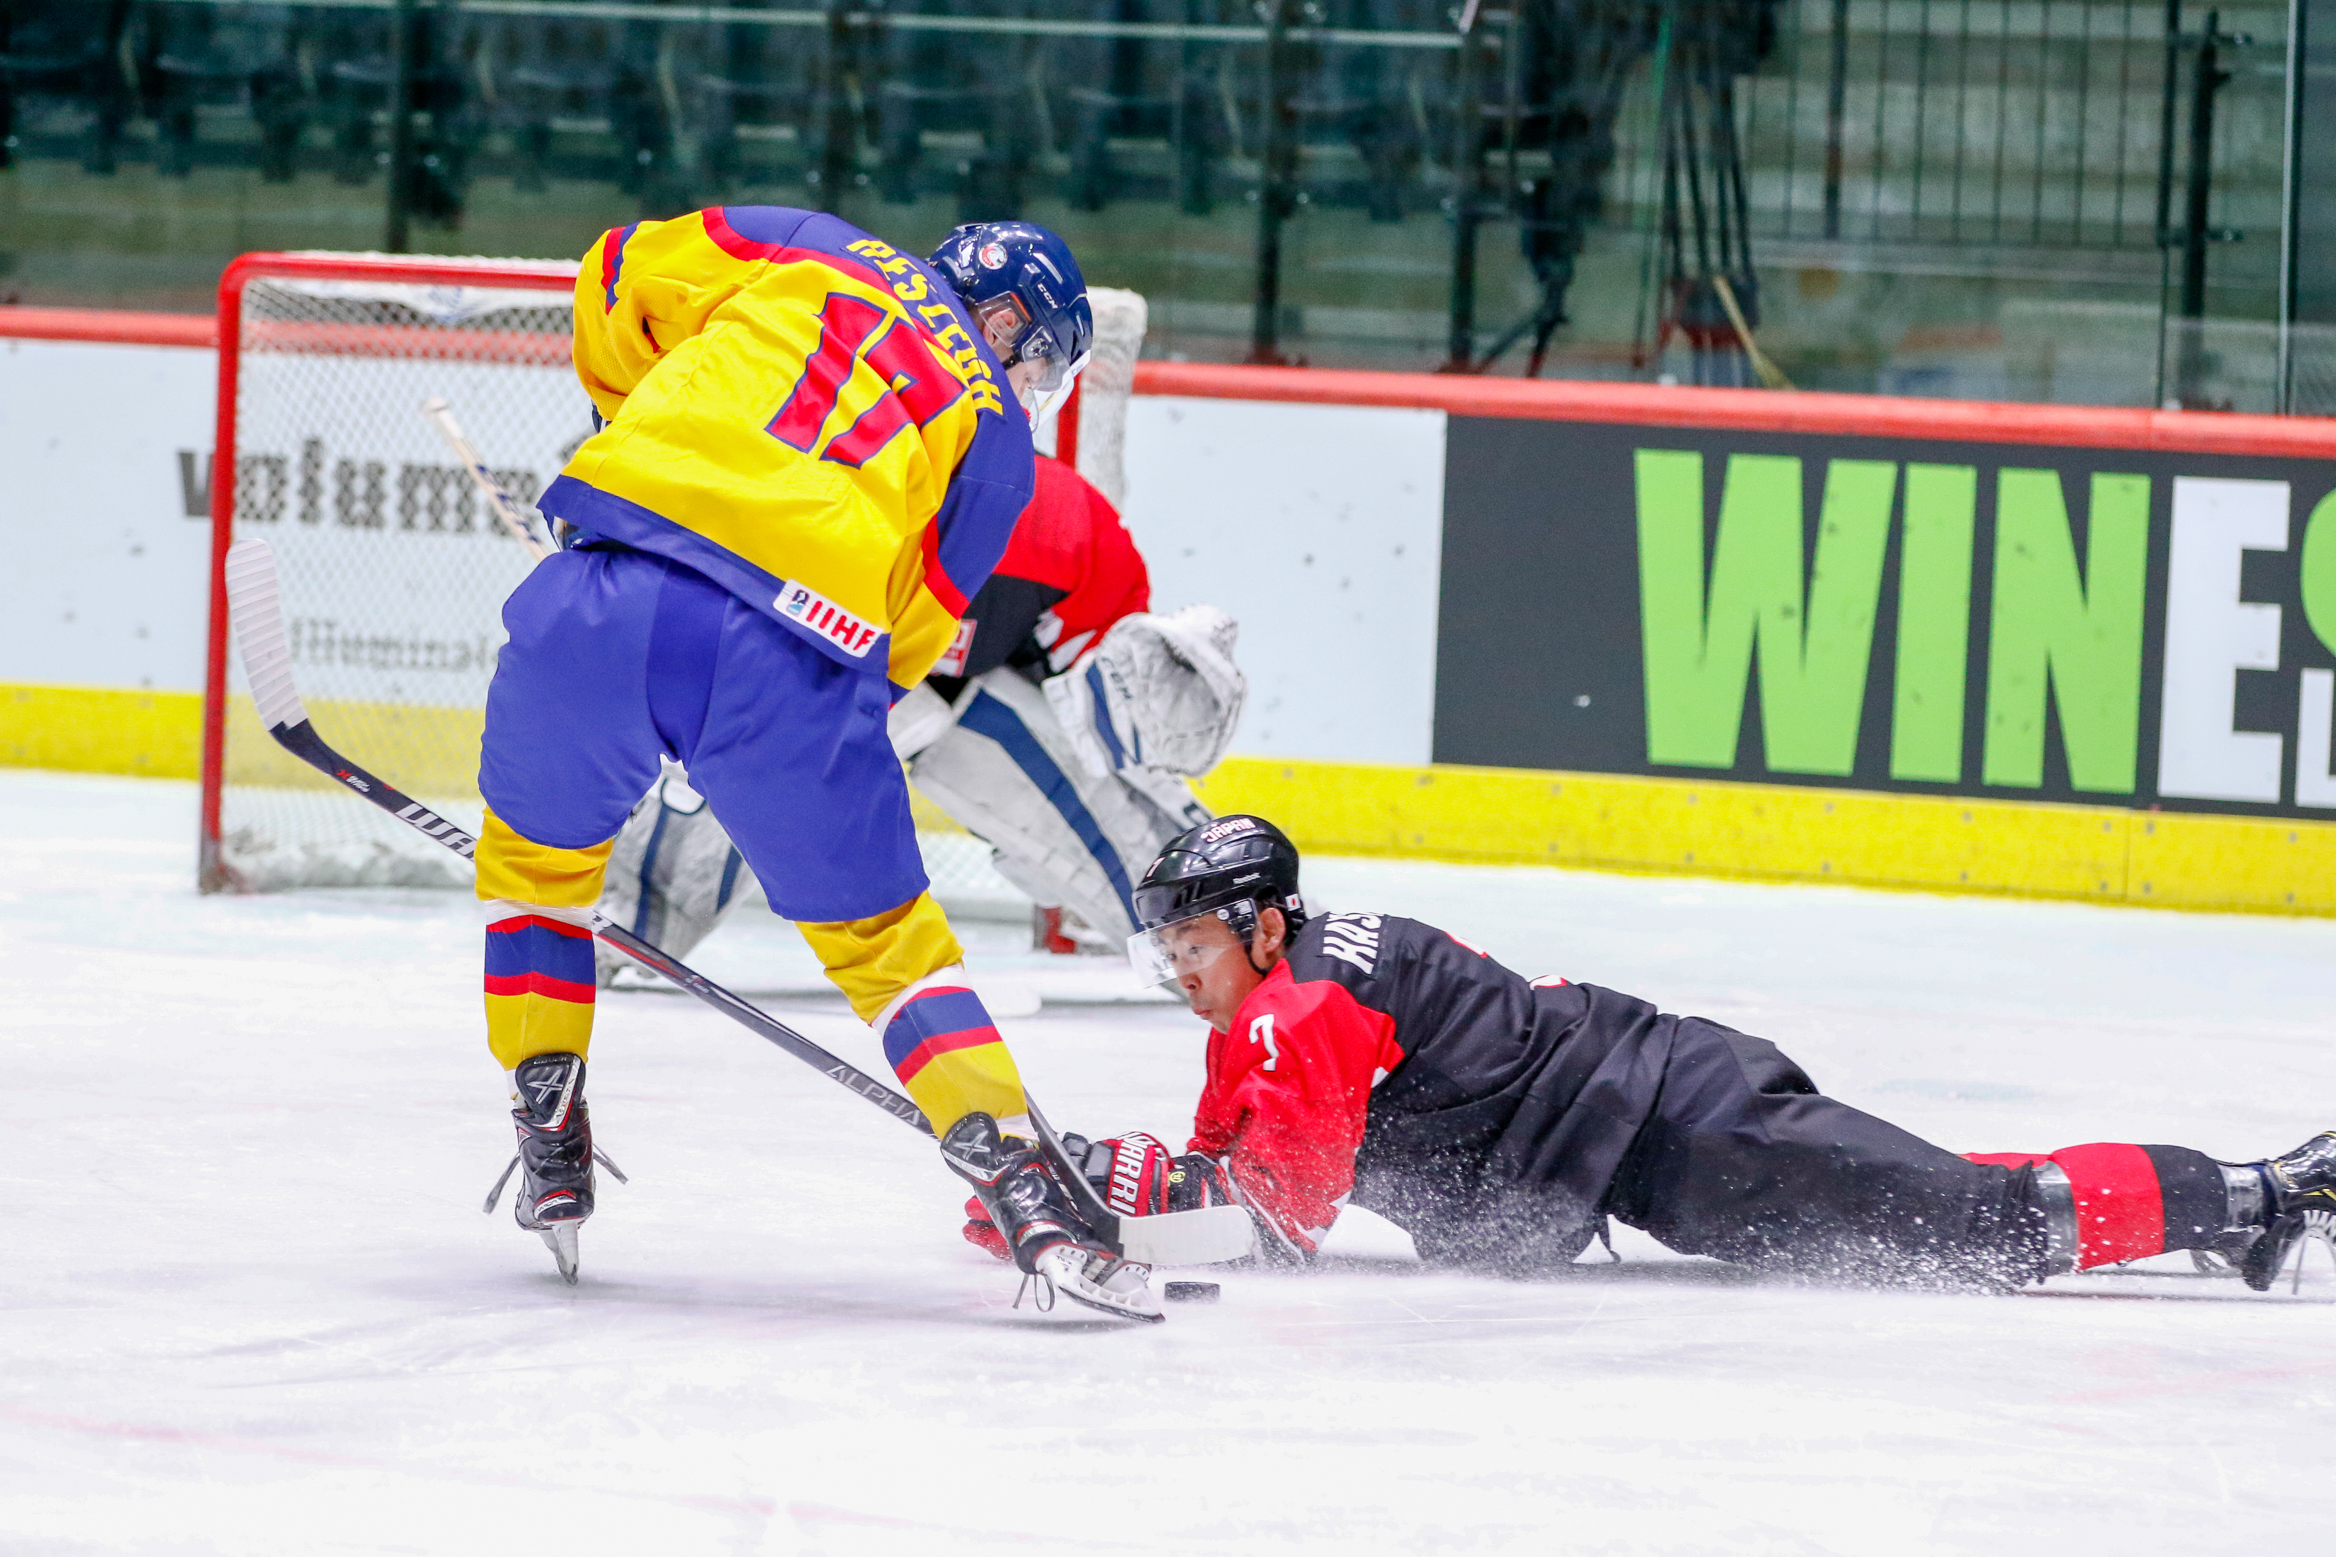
left=1598, top=1023, right=2054, bottom=1288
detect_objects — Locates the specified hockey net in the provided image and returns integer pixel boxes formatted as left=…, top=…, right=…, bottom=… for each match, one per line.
left=198, top=252, right=1147, bottom=919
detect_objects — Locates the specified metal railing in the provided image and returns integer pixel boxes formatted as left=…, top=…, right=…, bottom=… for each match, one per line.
left=0, top=0, right=2303, bottom=403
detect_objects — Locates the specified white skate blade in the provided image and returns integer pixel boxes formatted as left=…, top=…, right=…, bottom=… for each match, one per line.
left=1030, top=1245, right=1163, bottom=1324
left=538, top=1223, right=580, bottom=1285
left=1114, top=1203, right=1255, bottom=1267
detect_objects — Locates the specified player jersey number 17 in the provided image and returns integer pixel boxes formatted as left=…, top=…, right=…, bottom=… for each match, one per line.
left=767, top=292, right=965, bottom=469
left=763, top=291, right=970, bottom=660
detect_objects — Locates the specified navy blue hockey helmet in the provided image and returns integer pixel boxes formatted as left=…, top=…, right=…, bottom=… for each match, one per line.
left=928, top=221, right=1093, bottom=420
left=1128, top=815, right=1308, bottom=984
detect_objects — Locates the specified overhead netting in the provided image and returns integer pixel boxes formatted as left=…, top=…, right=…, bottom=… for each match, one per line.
left=209, top=256, right=1075, bottom=915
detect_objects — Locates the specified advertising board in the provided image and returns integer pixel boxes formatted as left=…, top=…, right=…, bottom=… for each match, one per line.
left=1437, top=419, right=2336, bottom=821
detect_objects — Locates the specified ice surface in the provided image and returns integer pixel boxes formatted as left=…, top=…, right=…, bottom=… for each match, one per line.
left=2, top=770, right=2332, bottom=1556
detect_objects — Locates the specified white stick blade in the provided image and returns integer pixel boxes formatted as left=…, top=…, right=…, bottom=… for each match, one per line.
left=222, top=538, right=309, bottom=732
left=1116, top=1203, right=1256, bottom=1266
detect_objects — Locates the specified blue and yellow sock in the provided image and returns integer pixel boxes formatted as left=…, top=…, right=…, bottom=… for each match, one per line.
left=798, top=892, right=1028, bottom=1134
left=876, top=975, right=1028, bottom=1133
left=477, top=808, right=613, bottom=1072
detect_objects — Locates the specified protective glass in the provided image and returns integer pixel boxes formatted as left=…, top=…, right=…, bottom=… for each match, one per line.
left=1126, top=899, right=1258, bottom=988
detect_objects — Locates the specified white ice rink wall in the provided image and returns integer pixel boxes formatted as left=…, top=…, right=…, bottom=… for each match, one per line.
left=0, top=324, right=1455, bottom=771
left=0, top=335, right=216, bottom=696
left=13, top=309, right=2336, bottom=915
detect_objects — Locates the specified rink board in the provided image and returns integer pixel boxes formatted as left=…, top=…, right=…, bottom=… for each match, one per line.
left=1196, top=755, right=2336, bottom=915
left=1151, top=363, right=2336, bottom=916
left=14, top=312, right=2336, bottom=912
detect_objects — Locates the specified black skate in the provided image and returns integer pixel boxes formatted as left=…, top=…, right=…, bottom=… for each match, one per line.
left=2232, top=1131, right=2336, bottom=1293
left=481, top=1052, right=625, bottom=1285
left=939, top=1113, right=1160, bottom=1323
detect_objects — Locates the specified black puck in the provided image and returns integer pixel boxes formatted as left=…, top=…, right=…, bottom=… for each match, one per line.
left=1164, top=1280, right=1221, bottom=1304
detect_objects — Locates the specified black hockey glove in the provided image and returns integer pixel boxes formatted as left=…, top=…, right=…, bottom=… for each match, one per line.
left=1056, top=1131, right=1179, bottom=1218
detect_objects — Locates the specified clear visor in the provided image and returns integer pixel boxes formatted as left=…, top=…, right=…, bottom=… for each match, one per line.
left=1126, top=900, right=1256, bottom=989
left=975, top=295, right=1087, bottom=421
left=1022, top=347, right=1089, bottom=426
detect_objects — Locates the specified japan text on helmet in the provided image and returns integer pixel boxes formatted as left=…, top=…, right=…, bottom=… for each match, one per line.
left=1126, top=815, right=1308, bottom=984
left=928, top=221, right=1094, bottom=422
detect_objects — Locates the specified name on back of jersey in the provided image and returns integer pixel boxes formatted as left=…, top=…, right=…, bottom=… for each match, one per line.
left=842, top=237, right=1005, bottom=415
left=1317, top=913, right=1383, bottom=975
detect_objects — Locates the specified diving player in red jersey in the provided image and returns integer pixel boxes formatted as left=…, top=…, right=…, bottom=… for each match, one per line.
left=975, top=815, right=2336, bottom=1292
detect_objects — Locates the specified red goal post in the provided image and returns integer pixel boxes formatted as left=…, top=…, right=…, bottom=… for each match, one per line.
left=200, top=251, right=581, bottom=894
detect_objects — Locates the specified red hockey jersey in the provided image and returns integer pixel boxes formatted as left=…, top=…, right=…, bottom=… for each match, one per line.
left=925, top=454, right=1148, bottom=693
left=1188, top=911, right=1677, bottom=1267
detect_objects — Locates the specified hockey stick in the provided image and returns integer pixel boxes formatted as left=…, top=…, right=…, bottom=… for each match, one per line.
left=221, top=538, right=1254, bottom=1269
left=419, top=397, right=554, bottom=562
left=400, top=422, right=1194, bottom=1251
left=223, top=538, right=925, bottom=1130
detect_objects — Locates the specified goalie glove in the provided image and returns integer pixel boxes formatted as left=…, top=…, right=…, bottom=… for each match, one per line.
left=1043, top=605, right=1244, bottom=778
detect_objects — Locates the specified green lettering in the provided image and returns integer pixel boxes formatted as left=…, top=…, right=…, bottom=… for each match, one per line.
left=1981, top=469, right=2148, bottom=792
left=1889, top=464, right=1977, bottom=782
left=1636, top=451, right=1893, bottom=775
left=2300, top=488, right=2336, bottom=655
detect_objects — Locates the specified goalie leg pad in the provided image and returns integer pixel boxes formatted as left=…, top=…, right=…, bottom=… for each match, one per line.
left=595, top=763, right=759, bottom=982
left=911, top=669, right=1207, bottom=943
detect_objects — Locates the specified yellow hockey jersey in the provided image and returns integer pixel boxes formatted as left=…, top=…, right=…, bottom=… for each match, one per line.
left=538, top=206, right=1035, bottom=690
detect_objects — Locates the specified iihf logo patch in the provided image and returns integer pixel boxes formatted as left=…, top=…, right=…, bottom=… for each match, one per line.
left=977, top=241, right=1008, bottom=270
left=774, top=581, right=880, bottom=658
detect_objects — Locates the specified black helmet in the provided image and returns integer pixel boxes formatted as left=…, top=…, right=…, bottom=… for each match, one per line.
left=1128, top=815, right=1306, bottom=985
left=1135, top=815, right=1306, bottom=932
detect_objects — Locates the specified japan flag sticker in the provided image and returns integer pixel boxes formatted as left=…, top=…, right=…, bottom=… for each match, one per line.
left=775, top=581, right=881, bottom=658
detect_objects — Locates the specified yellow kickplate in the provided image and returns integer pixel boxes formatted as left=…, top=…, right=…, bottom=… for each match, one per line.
left=9, top=682, right=2330, bottom=917
left=220, top=694, right=485, bottom=796
left=0, top=684, right=203, bottom=779
left=1196, top=755, right=2336, bottom=918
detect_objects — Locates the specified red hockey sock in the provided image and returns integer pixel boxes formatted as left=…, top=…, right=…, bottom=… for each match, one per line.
left=1965, top=1144, right=2226, bottom=1269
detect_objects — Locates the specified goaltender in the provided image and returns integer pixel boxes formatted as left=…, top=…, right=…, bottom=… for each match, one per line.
left=973, top=815, right=2336, bottom=1292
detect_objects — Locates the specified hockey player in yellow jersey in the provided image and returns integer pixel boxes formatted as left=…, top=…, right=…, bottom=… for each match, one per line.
left=474, top=207, right=1155, bottom=1319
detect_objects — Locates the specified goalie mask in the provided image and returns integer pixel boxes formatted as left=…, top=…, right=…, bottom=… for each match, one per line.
left=1127, top=815, right=1306, bottom=986
left=929, top=221, right=1093, bottom=424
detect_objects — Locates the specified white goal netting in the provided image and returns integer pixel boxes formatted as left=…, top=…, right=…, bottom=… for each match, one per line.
left=203, top=253, right=1145, bottom=920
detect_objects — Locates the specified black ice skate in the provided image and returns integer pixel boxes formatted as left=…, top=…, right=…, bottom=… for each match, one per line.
left=939, top=1113, right=1161, bottom=1323
left=2228, top=1131, right=2336, bottom=1292
left=481, top=1052, right=625, bottom=1285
